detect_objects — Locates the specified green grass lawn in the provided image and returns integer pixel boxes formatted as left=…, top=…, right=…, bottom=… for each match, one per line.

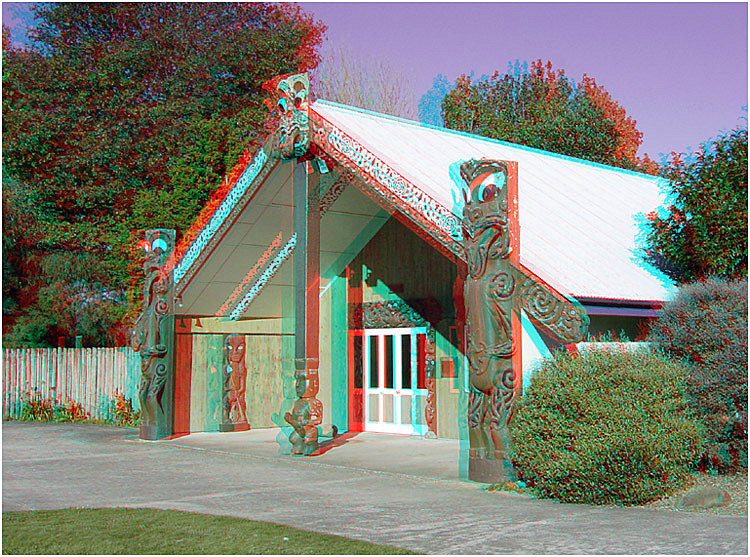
left=2, top=508, right=416, bottom=555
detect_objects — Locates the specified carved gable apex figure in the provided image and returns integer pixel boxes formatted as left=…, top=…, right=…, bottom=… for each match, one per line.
left=263, top=73, right=310, bottom=160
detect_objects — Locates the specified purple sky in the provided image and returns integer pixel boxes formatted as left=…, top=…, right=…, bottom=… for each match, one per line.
left=4, top=2, right=747, bottom=159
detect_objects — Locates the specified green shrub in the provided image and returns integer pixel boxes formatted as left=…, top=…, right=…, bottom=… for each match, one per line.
left=509, top=350, right=703, bottom=506
left=647, top=277, right=748, bottom=472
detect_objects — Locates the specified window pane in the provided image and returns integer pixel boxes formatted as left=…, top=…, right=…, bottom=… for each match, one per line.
left=383, top=394, right=394, bottom=422
left=385, top=335, right=394, bottom=389
left=369, top=336, right=378, bottom=388
left=368, top=394, right=379, bottom=422
left=353, top=335, right=363, bottom=389
left=401, top=335, right=412, bottom=389
left=401, top=395, right=412, bottom=425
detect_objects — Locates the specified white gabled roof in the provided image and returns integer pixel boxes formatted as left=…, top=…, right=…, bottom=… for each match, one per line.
left=312, top=100, right=674, bottom=303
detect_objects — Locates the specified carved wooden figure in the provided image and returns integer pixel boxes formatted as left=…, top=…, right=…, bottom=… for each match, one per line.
left=284, top=368, right=323, bottom=455
left=221, top=334, right=249, bottom=429
left=131, top=229, right=176, bottom=440
left=262, top=73, right=310, bottom=160
left=459, top=159, right=588, bottom=482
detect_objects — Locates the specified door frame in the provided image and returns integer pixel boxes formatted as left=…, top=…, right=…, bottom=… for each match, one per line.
left=362, top=327, right=428, bottom=435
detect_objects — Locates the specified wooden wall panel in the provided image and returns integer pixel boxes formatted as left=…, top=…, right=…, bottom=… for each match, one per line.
left=244, top=335, right=284, bottom=428
left=204, top=335, right=225, bottom=430
left=173, top=333, right=193, bottom=435
left=189, top=336, right=208, bottom=432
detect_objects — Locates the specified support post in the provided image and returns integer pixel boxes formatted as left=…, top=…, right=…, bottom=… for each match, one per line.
left=285, top=161, right=323, bottom=455
left=132, top=229, right=176, bottom=440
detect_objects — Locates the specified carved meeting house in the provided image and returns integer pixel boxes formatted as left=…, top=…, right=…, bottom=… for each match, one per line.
left=132, top=73, right=673, bottom=482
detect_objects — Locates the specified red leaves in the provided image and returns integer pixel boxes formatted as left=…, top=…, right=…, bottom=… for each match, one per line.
left=580, top=74, right=642, bottom=163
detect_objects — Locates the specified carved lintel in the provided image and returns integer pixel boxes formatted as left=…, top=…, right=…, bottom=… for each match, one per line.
left=348, top=299, right=428, bottom=329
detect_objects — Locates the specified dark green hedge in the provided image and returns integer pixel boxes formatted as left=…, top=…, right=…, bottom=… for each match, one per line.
left=510, top=350, right=703, bottom=505
left=647, top=277, right=748, bottom=472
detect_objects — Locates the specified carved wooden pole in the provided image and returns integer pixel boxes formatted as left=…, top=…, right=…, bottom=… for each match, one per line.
left=285, top=161, right=323, bottom=454
left=260, top=73, right=324, bottom=454
left=132, top=229, right=176, bottom=440
left=458, top=159, right=588, bottom=482
left=220, top=334, right=249, bottom=431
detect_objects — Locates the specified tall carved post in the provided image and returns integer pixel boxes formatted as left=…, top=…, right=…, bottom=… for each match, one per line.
left=131, top=229, right=176, bottom=440
left=284, top=160, right=323, bottom=455
left=261, top=73, right=323, bottom=455
left=424, top=334, right=438, bottom=438
left=458, top=159, right=589, bottom=482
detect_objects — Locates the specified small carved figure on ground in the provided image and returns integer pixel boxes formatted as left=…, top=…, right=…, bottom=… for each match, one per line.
left=284, top=368, right=322, bottom=455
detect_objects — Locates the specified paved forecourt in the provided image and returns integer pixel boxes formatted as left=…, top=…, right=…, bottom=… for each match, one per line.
left=2, top=422, right=747, bottom=554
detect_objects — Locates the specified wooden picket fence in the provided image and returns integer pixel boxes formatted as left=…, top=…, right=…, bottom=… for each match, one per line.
left=2, top=347, right=142, bottom=421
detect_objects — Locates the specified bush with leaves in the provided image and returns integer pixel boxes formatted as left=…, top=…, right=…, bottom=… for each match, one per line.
left=647, top=277, right=748, bottom=472
left=439, top=60, right=656, bottom=173
left=113, top=392, right=141, bottom=427
left=510, top=350, right=703, bottom=506
left=19, top=394, right=87, bottom=423
left=645, top=128, right=747, bottom=283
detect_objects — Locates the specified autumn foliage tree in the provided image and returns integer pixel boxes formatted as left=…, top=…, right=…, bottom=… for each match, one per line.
left=644, top=127, right=748, bottom=283
left=441, top=60, right=653, bottom=172
left=2, top=2, right=326, bottom=346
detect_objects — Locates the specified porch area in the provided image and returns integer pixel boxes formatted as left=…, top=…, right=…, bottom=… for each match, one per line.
left=154, top=427, right=463, bottom=482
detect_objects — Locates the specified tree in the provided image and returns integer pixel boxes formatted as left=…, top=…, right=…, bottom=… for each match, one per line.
left=2, top=2, right=326, bottom=346
left=439, top=60, right=650, bottom=171
left=644, top=128, right=748, bottom=283
left=311, top=40, right=417, bottom=119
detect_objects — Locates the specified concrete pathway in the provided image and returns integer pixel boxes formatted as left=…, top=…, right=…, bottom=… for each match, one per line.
left=2, top=422, right=747, bottom=554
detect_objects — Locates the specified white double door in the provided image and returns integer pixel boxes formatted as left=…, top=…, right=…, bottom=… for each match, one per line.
left=363, top=327, right=428, bottom=435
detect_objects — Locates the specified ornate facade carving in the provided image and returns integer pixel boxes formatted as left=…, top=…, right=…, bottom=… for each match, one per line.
left=263, top=73, right=311, bottom=160
left=173, top=146, right=273, bottom=293
left=459, top=159, right=588, bottom=482
left=348, top=300, right=428, bottom=329
left=131, top=229, right=176, bottom=440
left=424, top=335, right=438, bottom=437
left=310, top=109, right=464, bottom=259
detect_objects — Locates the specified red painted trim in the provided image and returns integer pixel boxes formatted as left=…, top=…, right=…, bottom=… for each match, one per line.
left=505, top=161, right=524, bottom=399
left=506, top=161, right=520, bottom=269
left=347, top=266, right=365, bottom=432
left=173, top=318, right=193, bottom=435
